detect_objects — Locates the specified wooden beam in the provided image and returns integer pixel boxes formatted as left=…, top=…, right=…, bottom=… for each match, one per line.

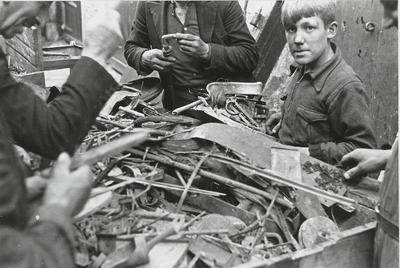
left=253, top=0, right=286, bottom=84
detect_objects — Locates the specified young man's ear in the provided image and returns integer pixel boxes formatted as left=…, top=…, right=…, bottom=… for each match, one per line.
left=327, top=21, right=338, bottom=39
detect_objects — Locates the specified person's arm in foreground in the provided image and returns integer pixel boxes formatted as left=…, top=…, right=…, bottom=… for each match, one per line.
left=0, top=153, right=92, bottom=268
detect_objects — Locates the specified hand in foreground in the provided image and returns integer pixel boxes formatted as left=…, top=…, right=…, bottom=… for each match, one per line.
left=82, top=9, right=123, bottom=67
left=26, top=175, right=48, bottom=201
left=264, top=112, right=282, bottom=135
left=175, top=33, right=210, bottom=60
left=43, top=153, right=93, bottom=216
left=340, top=149, right=392, bottom=180
left=141, top=49, right=176, bottom=72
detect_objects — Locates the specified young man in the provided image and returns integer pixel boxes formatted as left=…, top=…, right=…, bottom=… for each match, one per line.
left=266, top=0, right=377, bottom=165
left=341, top=1, right=398, bottom=267
left=0, top=1, right=123, bottom=267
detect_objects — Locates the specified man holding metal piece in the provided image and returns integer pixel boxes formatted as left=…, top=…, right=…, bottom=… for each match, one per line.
left=341, top=0, right=398, bottom=267
left=0, top=1, right=125, bottom=267
left=265, top=0, right=377, bottom=165
left=124, top=1, right=259, bottom=119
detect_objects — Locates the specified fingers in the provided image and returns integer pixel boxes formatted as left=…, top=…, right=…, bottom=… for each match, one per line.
left=340, top=152, right=356, bottom=167
left=265, top=113, right=281, bottom=135
left=53, top=152, right=71, bottom=172
left=271, top=120, right=281, bottom=134
left=43, top=153, right=93, bottom=216
left=343, top=166, right=362, bottom=180
left=175, top=33, right=196, bottom=41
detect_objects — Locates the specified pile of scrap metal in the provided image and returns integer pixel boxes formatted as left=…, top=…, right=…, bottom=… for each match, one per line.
left=69, top=80, right=377, bottom=268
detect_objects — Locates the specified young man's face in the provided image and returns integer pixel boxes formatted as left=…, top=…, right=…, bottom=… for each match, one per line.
left=0, top=1, right=51, bottom=39
left=285, top=16, right=336, bottom=70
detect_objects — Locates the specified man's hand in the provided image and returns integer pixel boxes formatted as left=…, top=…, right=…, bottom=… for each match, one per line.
left=175, top=33, right=210, bottom=60
left=26, top=175, right=48, bottom=201
left=43, top=153, right=93, bottom=216
left=265, top=112, right=282, bottom=135
left=340, top=149, right=391, bottom=180
left=141, top=49, right=176, bottom=72
left=81, top=9, right=123, bottom=67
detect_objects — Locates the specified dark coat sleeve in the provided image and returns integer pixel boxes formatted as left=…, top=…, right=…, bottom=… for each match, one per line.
left=207, top=1, right=259, bottom=75
left=124, top=1, right=154, bottom=75
left=0, top=51, right=119, bottom=159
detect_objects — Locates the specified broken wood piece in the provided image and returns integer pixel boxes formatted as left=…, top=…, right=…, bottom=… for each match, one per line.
left=270, top=147, right=327, bottom=219
left=176, top=152, right=211, bottom=213
left=71, top=132, right=149, bottom=170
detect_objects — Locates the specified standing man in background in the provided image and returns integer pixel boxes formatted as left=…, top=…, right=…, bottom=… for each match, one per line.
left=124, top=1, right=259, bottom=119
left=0, top=1, right=123, bottom=267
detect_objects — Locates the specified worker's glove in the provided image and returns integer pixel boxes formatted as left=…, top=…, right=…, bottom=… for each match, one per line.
left=43, top=153, right=93, bottom=216
left=340, top=149, right=391, bottom=180
left=264, top=112, right=282, bottom=136
left=81, top=9, right=123, bottom=68
left=141, top=49, right=176, bottom=72
left=175, top=33, right=210, bottom=60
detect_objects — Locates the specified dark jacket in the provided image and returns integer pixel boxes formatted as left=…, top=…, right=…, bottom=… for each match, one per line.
left=124, top=1, right=259, bottom=108
left=278, top=43, right=377, bottom=164
left=0, top=47, right=118, bottom=267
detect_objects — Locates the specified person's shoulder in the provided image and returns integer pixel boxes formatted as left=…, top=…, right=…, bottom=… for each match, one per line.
left=138, top=1, right=161, bottom=8
left=209, top=1, right=240, bottom=9
left=334, top=57, right=363, bottom=84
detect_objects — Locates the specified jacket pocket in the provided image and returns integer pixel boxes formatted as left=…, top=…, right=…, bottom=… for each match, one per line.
left=295, top=105, right=330, bottom=144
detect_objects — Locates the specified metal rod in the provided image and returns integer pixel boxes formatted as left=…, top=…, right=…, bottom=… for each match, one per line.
left=211, top=155, right=358, bottom=208
left=126, top=148, right=294, bottom=209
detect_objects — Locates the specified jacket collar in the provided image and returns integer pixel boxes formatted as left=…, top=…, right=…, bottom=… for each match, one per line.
left=290, top=42, right=342, bottom=92
left=147, top=1, right=216, bottom=41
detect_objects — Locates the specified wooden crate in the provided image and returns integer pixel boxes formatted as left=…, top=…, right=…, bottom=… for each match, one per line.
left=232, top=222, right=375, bottom=268
left=6, top=28, right=43, bottom=73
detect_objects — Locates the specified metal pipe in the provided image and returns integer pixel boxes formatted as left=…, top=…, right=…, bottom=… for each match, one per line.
left=126, top=148, right=294, bottom=209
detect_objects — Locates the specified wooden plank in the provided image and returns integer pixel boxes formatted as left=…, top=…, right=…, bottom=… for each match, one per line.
left=6, top=27, right=42, bottom=71
left=43, top=58, right=79, bottom=70
left=7, top=39, right=37, bottom=65
left=334, top=0, right=398, bottom=147
left=7, top=47, right=37, bottom=73
left=8, top=27, right=39, bottom=49
left=253, top=0, right=287, bottom=84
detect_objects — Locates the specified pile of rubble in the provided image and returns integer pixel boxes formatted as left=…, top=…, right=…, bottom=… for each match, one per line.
left=67, top=80, right=376, bottom=268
